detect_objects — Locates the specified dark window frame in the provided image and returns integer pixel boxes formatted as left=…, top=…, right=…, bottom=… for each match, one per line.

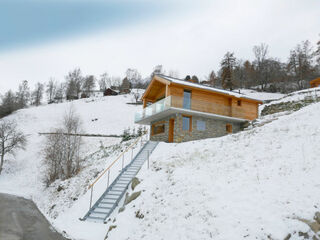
left=182, top=115, right=192, bottom=132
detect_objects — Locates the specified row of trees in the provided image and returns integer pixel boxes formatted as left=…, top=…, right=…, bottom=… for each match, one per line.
left=0, top=68, right=146, bottom=119
left=1, top=38, right=319, bottom=119
left=214, top=39, right=320, bottom=92
left=0, top=80, right=45, bottom=118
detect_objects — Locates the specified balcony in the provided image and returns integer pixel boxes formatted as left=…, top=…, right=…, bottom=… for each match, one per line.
left=135, top=95, right=247, bottom=124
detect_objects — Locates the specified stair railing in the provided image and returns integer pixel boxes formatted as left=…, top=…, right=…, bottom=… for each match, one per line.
left=87, top=131, right=149, bottom=210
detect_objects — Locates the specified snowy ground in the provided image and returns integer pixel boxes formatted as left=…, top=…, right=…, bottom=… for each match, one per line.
left=263, top=86, right=320, bottom=106
left=238, top=89, right=285, bottom=101
left=1, top=88, right=320, bottom=240
left=107, top=101, right=320, bottom=240
left=0, top=92, right=145, bottom=239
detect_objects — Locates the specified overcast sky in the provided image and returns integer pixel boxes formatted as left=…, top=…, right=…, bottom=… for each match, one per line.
left=0, top=0, right=319, bottom=94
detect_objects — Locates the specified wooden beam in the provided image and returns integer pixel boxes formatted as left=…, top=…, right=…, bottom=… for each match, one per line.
left=165, top=84, right=169, bottom=97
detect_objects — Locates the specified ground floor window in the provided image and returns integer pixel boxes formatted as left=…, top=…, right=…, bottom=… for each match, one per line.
left=152, top=123, right=165, bottom=135
left=182, top=116, right=192, bottom=131
left=196, top=120, right=206, bottom=131
left=226, top=124, right=232, bottom=133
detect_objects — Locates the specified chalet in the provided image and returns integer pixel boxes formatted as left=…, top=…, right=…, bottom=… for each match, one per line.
left=134, top=75, right=263, bottom=143
left=104, top=88, right=118, bottom=96
left=310, top=77, right=320, bottom=88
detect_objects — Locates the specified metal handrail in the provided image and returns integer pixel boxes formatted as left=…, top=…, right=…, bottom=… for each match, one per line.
left=87, top=131, right=148, bottom=209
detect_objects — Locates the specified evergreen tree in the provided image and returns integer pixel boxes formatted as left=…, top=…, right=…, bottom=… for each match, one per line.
left=208, top=70, right=217, bottom=87
left=220, top=52, right=236, bottom=90
left=191, top=75, right=199, bottom=83
left=184, top=75, right=191, bottom=81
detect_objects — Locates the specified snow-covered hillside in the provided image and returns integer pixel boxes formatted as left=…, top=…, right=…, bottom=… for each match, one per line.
left=239, top=89, right=285, bottom=101
left=0, top=93, right=145, bottom=239
left=107, top=101, right=320, bottom=240
left=264, top=86, right=320, bottom=106
left=1, top=88, right=319, bottom=240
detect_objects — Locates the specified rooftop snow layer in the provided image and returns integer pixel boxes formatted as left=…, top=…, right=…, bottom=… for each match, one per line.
left=158, top=74, right=263, bottom=102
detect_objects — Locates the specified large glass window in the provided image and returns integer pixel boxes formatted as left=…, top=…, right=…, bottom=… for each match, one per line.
left=182, top=116, right=191, bottom=131
left=197, top=120, right=206, bottom=131
left=183, top=90, right=191, bottom=109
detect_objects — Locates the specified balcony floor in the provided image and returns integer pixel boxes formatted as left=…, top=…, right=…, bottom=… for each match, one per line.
left=135, top=107, right=248, bottom=125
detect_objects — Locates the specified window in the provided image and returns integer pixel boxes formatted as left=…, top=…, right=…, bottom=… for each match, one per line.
left=197, top=120, right=206, bottom=131
left=152, top=123, right=165, bottom=135
left=237, top=100, right=242, bottom=106
left=183, top=90, right=191, bottom=109
left=226, top=124, right=232, bottom=133
left=182, top=116, right=192, bottom=131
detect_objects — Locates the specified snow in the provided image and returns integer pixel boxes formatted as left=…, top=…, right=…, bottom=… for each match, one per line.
left=159, top=75, right=264, bottom=102
left=0, top=92, right=145, bottom=240
left=1, top=88, right=320, bottom=240
left=264, top=87, right=320, bottom=106
left=107, top=101, right=320, bottom=240
left=237, top=89, right=285, bottom=101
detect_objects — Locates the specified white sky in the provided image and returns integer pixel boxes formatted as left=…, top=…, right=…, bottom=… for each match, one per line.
left=0, top=0, right=319, bottom=94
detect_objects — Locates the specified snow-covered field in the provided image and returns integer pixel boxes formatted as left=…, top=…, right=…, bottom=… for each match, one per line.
left=1, top=88, right=320, bottom=240
left=239, top=89, right=285, bottom=101
left=263, top=86, right=320, bottom=106
left=0, top=93, right=145, bottom=239
left=107, top=102, right=320, bottom=240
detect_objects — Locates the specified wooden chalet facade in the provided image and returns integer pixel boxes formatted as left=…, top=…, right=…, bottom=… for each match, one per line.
left=135, top=75, right=263, bottom=143
left=310, top=78, right=320, bottom=88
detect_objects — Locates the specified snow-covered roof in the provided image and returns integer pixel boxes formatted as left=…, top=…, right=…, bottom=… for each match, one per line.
left=156, top=74, right=263, bottom=103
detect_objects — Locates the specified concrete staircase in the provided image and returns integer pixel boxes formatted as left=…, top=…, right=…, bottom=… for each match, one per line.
left=82, top=141, right=158, bottom=223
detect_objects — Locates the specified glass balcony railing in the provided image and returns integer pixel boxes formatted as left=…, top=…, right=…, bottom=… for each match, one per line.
left=135, top=96, right=172, bottom=122
left=135, top=95, right=248, bottom=122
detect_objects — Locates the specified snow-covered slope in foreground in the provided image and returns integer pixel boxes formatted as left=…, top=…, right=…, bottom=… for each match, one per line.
left=0, top=94, right=143, bottom=239
left=108, top=102, right=320, bottom=240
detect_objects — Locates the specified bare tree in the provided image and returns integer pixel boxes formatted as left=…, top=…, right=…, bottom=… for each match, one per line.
left=31, top=82, right=44, bottom=106
left=65, top=68, right=83, bottom=99
left=99, top=72, right=111, bottom=90
left=288, top=40, right=314, bottom=89
left=253, top=43, right=269, bottom=90
left=132, top=89, right=141, bottom=103
left=16, top=80, right=30, bottom=108
left=0, top=119, right=27, bottom=174
left=43, top=107, right=83, bottom=184
left=54, top=83, right=65, bottom=102
left=82, top=75, right=96, bottom=94
left=168, top=69, right=179, bottom=78
left=111, top=76, right=121, bottom=89
left=46, top=78, right=57, bottom=103
left=151, top=65, right=165, bottom=78
left=126, top=68, right=142, bottom=88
